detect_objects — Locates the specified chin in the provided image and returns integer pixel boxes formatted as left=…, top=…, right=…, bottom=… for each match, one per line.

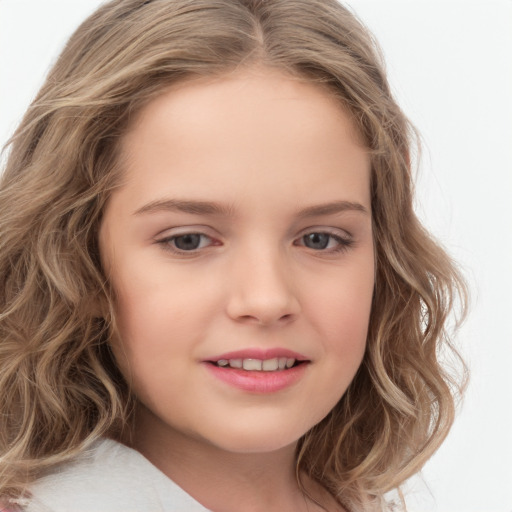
left=198, top=421, right=308, bottom=455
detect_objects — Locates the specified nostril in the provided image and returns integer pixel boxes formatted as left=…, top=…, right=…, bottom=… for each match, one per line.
left=233, top=312, right=295, bottom=325
left=225, top=286, right=301, bottom=325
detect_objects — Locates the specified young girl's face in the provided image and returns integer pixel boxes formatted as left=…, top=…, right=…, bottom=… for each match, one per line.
left=99, top=67, right=374, bottom=456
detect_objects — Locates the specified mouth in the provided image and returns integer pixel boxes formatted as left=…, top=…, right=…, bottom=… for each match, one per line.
left=208, top=357, right=306, bottom=372
left=203, top=350, right=310, bottom=393
left=205, top=348, right=310, bottom=371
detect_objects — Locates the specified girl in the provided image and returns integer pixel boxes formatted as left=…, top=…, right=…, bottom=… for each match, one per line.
left=0, top=1, right=467, bottom=511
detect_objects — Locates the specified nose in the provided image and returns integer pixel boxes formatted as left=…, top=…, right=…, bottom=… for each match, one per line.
left=225, top=247, right=301, bottom=326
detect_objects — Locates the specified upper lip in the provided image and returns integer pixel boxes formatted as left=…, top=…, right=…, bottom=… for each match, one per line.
left=205, top=348, right=309, bottom=362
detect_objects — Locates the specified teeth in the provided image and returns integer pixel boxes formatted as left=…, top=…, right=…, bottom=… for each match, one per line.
left=243, top=359, right=262, bottom=371
left=262, top=358, right=279, bottom=371
left=216, top=357, right=297, bottom=371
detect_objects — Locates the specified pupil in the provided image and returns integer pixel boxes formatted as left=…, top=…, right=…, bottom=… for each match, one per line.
left=174, top=234, right=201, bottom=250
left=304, top=233, right=329, bottom=249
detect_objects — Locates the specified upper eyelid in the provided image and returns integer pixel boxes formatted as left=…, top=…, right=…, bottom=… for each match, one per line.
left=297, top=225, right=353, bottom=239
left=154, top=227, right=352, bottom=239
left=153, top=224, right=218, bottom=239
left=153, top=225, right=353, bottom=238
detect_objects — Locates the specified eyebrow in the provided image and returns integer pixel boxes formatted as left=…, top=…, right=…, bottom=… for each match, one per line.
left=296, top=200, right=369, bottom=218
left=133, top=199, right=235, bottom=216
left=133, top=198, right=369, bottom=217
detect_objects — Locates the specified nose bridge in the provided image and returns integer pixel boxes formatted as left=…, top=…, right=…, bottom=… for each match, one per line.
left=226, top=240, right=300, bottom=325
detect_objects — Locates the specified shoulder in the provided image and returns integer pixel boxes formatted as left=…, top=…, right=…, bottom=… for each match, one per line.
left=24, top=439, right=209, bottom=512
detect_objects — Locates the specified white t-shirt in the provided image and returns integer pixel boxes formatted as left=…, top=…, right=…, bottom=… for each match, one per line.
left=21, top=438, right=210, bottom=512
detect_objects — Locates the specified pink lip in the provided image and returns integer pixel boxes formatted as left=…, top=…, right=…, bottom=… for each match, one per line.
left=205, top=348, right=308, bottom=362
left=203, top=362, right=308, bottom=393
left=201, top=347, right=310, bottom=394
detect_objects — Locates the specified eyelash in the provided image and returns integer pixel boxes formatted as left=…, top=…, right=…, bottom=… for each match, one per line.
left=155, top=230, right=354, bottom=255
left=157, top=233, right=216, bottom=254
left=294, top=232, right=354, bottom=253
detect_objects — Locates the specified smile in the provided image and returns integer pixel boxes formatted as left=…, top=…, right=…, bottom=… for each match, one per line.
left=204, top=349, right=310, bottom=393
left=214, top=357, right=297, bottom=371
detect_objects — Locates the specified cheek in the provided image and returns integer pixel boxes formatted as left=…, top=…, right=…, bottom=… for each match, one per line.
left=108, top=292, right=191, bottom=410
left=107, top=263, right=219, bottom=381
left=106, top=270, right=173, bottom=382
left=293, top=263, right=373, bottom=429
left=312, top=262, right=374, bottom=344
left=111, top=255, right=195, bottom=338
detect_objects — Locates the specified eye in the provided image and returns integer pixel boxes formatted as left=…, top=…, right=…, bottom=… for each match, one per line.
left=158, top=233, right=214, bottom=252
left=296, top=231, right=353, bottom=252
left=303, top=233, right=332, bottom=250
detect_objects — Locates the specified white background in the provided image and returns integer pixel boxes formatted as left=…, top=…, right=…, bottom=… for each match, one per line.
left=1, top=1, right=511, bottom=511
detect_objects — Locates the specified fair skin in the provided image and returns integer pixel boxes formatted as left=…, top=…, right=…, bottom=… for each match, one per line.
left=99, top=67, right=374, bottom=512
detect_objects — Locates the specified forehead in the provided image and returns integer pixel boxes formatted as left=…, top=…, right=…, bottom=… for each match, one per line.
left=124, top=66, right=365, bottom=150
left=113, top=66, right=370, bottom=215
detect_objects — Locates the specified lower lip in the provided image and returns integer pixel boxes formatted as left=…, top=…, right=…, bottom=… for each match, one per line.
left=203, top=363, right=308, bottom=393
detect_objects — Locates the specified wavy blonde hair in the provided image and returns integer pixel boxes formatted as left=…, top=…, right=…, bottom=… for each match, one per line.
left=0, top=0, right=467, bottom=510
